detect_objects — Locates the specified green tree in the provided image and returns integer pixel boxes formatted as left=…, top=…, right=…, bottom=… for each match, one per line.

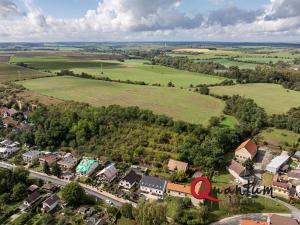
left=11, top=183, right=27, bottom=202
left=243, top=159, right=254, bottom=172
left=51, top=162, right=61, bottom=177
left=43, top=162, right=50, bottom=174
left=199, top=86, right=209, bottom=95
left=61, top=182, right=86, bottom=206
left=120, top=203, right=133, bottom=219
left=135, top=201, right=167, bottom=225
left=171, top=170, right=187, bottom=182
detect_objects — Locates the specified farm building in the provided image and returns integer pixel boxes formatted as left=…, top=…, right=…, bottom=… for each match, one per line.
left=76, top=158, right=99, bottom=177
left=235, top=139, right=257, bottom=162
left=266, top=152, right=290, bottom=174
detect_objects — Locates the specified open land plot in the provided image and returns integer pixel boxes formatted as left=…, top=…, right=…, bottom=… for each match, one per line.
left=236, top=56, right=293, bottom=63
left=258, top=128, right=300, bottom=147
left=0, top=63, right=49, bottom=83
left=11, top=56, right=227, bottom=87
left=18, top=76, right=225, bottom=124
left=210, top=83, right=300, bottom=114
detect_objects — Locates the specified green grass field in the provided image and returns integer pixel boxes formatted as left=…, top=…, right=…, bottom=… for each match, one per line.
left=18, top=76, right=225, bottom=124
left=195, top=58, right=257, bottom=69
left=210, top=83, right=300, bottom=114
left=11, top=56, right=227, bottom=87
left=259, top=128, right=300, bottom=147
left=0, top=63, right=48, bottom=83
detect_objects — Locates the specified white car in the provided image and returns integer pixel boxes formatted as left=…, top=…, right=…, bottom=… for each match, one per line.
left=105, top=199, right=113, bottom=205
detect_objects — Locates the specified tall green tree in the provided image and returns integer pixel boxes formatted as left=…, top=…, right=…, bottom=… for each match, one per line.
left=61, top=182, right=86, bottom=206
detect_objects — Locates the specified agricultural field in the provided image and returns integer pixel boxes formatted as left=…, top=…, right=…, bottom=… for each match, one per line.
left=11, top=56, right=227, bottom=87
left=18, top=76, right=225, bottom=124
left=210, top=83, right=300, bottom=114
left=0, top=63, right=48, bottom=83
left=195, top=58, right=257, bottom=69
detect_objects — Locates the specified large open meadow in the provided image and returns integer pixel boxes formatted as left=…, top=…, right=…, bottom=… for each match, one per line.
left=18, top=76, right=225, bottom=124
left=11, top=56, right=227, bottom=87
left=0, top=63, right=48, bottom=83
left=210, top=83, right=300, bottom=114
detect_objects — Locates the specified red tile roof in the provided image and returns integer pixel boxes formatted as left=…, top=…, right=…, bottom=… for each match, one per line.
left=167, top=183, right=191, bottom=194
left=235, top=139, right=257, bottom=157
left=240, top=220, right=268, bottom=225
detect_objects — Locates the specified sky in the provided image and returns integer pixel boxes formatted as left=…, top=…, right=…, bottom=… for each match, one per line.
left=0, top=0, right=300, bottom=42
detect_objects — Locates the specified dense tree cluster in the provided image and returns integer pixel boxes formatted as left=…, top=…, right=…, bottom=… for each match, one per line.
left=224, top=95, right=268, bottom=135
left=270, top=107, right=300, bottom=134
left=151, top=56, right=300, bottom=91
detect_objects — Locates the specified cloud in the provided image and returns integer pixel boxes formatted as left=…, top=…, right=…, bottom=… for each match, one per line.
left=207, top=6, right=261, bottom=26
left=0, top=0, right=21, bottom=19
left=0, top=0, right=300, bottom=42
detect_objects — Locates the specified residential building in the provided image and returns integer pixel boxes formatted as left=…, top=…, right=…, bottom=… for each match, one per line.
left=87, top=214, right=106, bottom=225
left=269, top=214, right=299, bottom=225
left=293, top=151, right=300, bottom=162
left=272, top=174, right=290, bottom=195
left=23, top=150, right=40, bottom=163
left=57, top=153, right=77, bottom=170
left=42, top=195, right=60, bottom=212
left=167, top=159, right=188, bottom=172
left=288, top=170, right=300, bottom=181
left=227, top=160, right=249, bottom=184
left=166, top=182, right=191, bottom=198
left=0, top=107, right=9, bottom=118
left=8, top=108, right=17, bottom=117
left=96, top=164, right=117, bottom=182
left=22, top=192, right=41, bottom=209
left=0, top=141, right=20, bottom=158
left=27, top=184, right=39, bottom=194
left=42, top=183, right=58, bottom=192
left=140, top=176, right=167, bottom=198
left=76, top=158, right=99, bottom=177
left=235, top=139, right=257, bottom=162
left=39, top=153, right=58, bottom=166
left=61, top=171, right=75, bottom=181
left=119, top=170, right=142, bottom=189
left=2, top=117, right=18, bottom=128
left=266, top=151, right=290, bottom=174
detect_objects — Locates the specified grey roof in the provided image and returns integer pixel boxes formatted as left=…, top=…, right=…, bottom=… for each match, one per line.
left=294, top=151, right=300, bottom=157
left=266, top=153, right=290, bottom=169
left=23, top=150, right=40, bottom=157
left=122, top=170, right=142, bottom=185
left=44, top=194, right=59, bottom=206
left=140, top=176, right=167, bottom=191
left=25, top=191, right=40, bottom=204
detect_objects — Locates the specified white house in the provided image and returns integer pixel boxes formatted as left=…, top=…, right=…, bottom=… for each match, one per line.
left=0, top=141, right=20, bottom=158
left=23, top=150, right=40, bottom=163
left=266, top=151, right=290, bottom=174
left=119, top=170, right=142, bottom=189
left=235, top=139, right=257, bottom=162
left=42, top=195, right=59, bottom=212
left=140, top=176, right=167, bottom=198
left=96, top=164, right=118, bottom=182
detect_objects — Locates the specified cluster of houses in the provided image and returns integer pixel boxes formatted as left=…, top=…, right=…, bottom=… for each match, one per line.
left=240, top=214, right=299, bottom=225
left=0, top=106, right=30, bottom=130
left=267, top=150, right=300, bottom=199
left=0, top=139, right=20, bottom=159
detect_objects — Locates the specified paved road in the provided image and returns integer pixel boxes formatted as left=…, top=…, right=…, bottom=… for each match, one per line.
left=0, top=161, right=127, bottom=207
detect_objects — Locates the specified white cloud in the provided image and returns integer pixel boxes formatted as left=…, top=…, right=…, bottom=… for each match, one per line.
left=0, top=0, right=300, bottom=42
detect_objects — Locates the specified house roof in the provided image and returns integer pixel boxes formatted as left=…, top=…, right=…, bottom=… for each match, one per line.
left=167, top=182, right=191, bottom=194
left=294, top=151, right=300, bottom=158
left=267, top=152, right=290, bottom=170
left=121, top=170, right=142, bottom=185
left=96, top=164, right=117, bottom=179
left=8, top=108, right=17, bottom=116
left=288, top=170, right=300, bottom=179
left=240, top=220, right=268, bottom=225
left=3, top=117, right=18, bottom=127
left=25, top=191, right=40, bottom=204
left=76, top=158, right=98, bottom=173
left=167, top=159, right=188, bottom=172
left=235, top=139, right=257, bottom=157
left=140, top=176, right=167, bottom=191
left=43, top=194, right=59, bottom=206
left=27, top=184, right=39, bottom=192
left=39, top=153, right=57, bottom=163
left=228, top=160, right=246, bottom=176
left=57, top=155, right=77, bottom=167
left=270, top=214, right=299, bottom=225
left=0, top=107, right=9, bottom=114
left=23, top=150, right=40, bottom=158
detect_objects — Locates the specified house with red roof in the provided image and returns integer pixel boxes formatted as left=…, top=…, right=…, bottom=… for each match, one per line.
left=235, top=139, right=257, bottom=162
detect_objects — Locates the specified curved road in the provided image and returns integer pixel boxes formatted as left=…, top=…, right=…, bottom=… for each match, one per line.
left=0, top=161, right=129, bottom=207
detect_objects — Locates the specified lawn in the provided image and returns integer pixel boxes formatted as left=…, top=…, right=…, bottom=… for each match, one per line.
left=221, top=115, right=239, bottom=128
left=11, top=56, right=227, bottom=87
left=210, top=83, right=300, bottom=114
left=0, top=63, right=48, bottom=83
left=258, top=128, right=300, bottom=147
left=18, top=76, right=225, bottom=124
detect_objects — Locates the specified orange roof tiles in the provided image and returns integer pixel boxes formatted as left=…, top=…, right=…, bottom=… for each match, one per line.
left=240, top=220, right=268, bottom=225
left=235, top=139, right=257, bottom=157
left=167, top=182, right=191, bottom=194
